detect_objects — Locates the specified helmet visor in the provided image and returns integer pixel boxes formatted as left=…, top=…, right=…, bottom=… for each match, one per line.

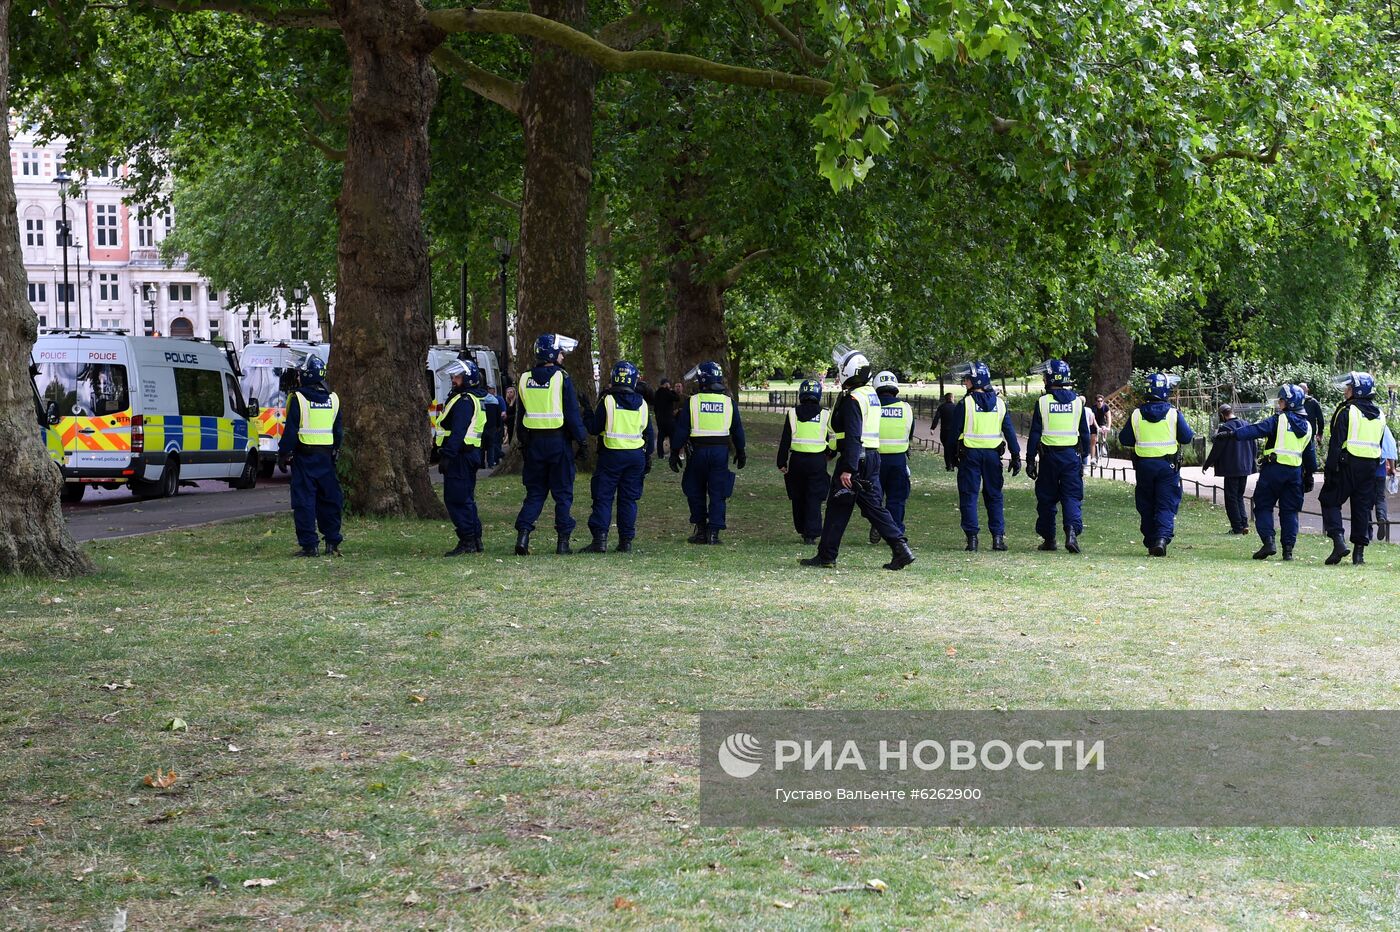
left=1029, top=359, right=1054, bottom=376
left=683, top=364, right=701, bottom=383
left=831, top=343, right=857, bottom=368
left=554, top=335, right=579, bottom=354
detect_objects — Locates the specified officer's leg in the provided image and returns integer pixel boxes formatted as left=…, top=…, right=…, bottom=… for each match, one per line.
left=1278, top=472, right=1302, bottom=550
left=616, top=454, right=643, bottom=541
left=817, top=472, right=856, bottom=561
left=957, top=457, right=982, bottom=535
left=552, top=448, right=577, bottom=536
left=1060, top=451, right=1084, bottom=535
left=855, top=460, right=902, bottom=541
left=443, top=455, right=471, bottom=542
left=289, top=459, right=319, bottom=551
left=806, top=460, right=829, bottom=538
left=461, top=451, right=481, bottom=540
left=1319, top=470, right=1346, bottom=538
left=1252, top=470, right=1279, bottom=544
left=1134, top=463, right=1156, bottom=545
left=1348, top=460, right=1376, bottom=546
left=784, top=468, right=804, bottom=534
left=312, top=455, right=343, bottom=548
left=982, top=450, right=1006, bottom=536
left=587, top=456, right=615, bottom=538
left=1158, top=466, right=1183, bottom=543
left=1034, top=463, right=1057, bottom=541
left=883, top=459, right=911, bottom=537
left=515, top=450, right=549, bottom=533
left=681, top=458, right=706, bottom=527
left=705, top=448, right=733, bottom=530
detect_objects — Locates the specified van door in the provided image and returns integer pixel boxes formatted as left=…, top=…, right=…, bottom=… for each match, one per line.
left=70, top=342, right=135, bottom=472
left=31, top=336, right=79, bottom=468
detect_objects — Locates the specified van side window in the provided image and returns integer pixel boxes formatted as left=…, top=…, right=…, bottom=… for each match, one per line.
left=224, top=373, right=247, bottom=417
left=174, top=368, right=226, bottom=417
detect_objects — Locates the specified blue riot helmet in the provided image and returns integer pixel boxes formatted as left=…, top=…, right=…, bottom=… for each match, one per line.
left=1145, top=372, right=1179, bottom=401
left=1032, top=358, right=1072, bottom=388
left=1333, top=370, right=1376, bottom=398
left=685, top=360, right=725, bottom=389
left=610, top=360, right=640, bottom=390
left=1277, top=383, right=1306, bottom=412
left=302, top=354, right=327, bottom=382
left=443, top=357, right=482, bottom=388
left=951, top=360, right=993, bottom=390
left=534, top=333, right=579, bottom=364
left=798, top=379, right=823, bottom=403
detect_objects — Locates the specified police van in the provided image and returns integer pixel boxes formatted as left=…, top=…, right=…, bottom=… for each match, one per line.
left=240, top=340, right=331, bottom=477
left=426, top=345, right=501, bottom=450
left=33, top=330, right=259, bottom=502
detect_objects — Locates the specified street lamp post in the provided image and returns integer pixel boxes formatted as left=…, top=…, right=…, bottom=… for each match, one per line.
left=130, top=283, right=139, bottom=334
left=492, top=236, right=512, bottom=385
left=147, top=295, right=158, bottom=336
left=55, top=169, right=72, bottom=328
left=291, top=286, right=307, bottom=340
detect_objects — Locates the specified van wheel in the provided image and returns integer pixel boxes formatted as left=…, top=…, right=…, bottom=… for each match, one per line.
left=231, top=453, right=258, bottom=490
left=60, top=483, right=85, bottom=504
left=135, top=457, right=180, bottom=500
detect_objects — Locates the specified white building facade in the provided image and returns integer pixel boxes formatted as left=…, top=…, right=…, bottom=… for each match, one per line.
left=11, top=124, right=330, bottom=348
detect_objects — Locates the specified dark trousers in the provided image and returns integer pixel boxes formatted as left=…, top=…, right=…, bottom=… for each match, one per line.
left=290, top=451, right=343, bottom=550
left=784, top=452, right=828, bottom=537
left=656, top=420, right=675, bottom=458
left=940, top=433, right=957, bottom=470
left=1134, top=457, right=1182, bottom=545
left=1034, top=446, right=1084, bottom=539
left=1251, top=462, right=1302, bottom=548
left=442, top=447, right=482, bottom=541
left=818, top=452, right=903, bottom=562
left=588, top=448, right=647, bottom=540
left=879, top=452, right=911, bottom=537
left=515, top=440, right=577, bottom=535
left=957, top=447, right=1005, bottom=535
left=1375, top=475, right=1391, bottom=528
left=1321, top=456, right=1379, bottom=545
left=682, top=444, right=734, bottom=530
left=1223, top=475, right=1249, bottom=531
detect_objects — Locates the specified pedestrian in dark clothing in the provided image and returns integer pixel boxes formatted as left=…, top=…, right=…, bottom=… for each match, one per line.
left=1299, top=382, right=1326, bottom=444
left=502, top=385, right=517, bottom=446
left=653, top=378, right=679, bottom=459
left=1202, top=403, right=1256, bottom=534
left=931, top=392, right=958, bottom=471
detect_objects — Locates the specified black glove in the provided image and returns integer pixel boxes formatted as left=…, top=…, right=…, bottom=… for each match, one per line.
left=735, top=450, right=746, bottom=470
left=1010, top=456, right=1022, bottom=477
left=277, top=454, right=291, bottom=470
left=575, top=442, right=586, bottom=462
left=644, top=456, right=652, bottom=475
left=669, top=455, right=681, bottom=473
left=1025, top=459, right=1038, bottom=480
left=1214, top=428, right=1234, bottom=441
left=1303, top=471, right=1315, bottom=493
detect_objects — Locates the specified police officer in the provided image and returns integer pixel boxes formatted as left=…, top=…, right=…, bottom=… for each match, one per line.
left=948, top=361, right=1020, bottom=552
left=513, top=334, right=588, bottom=555
left=1117, top=372, right=1195, bottom=557
left=582, top=360, right=654, bottom=553
left=777, top=379, right=829, bottom=545
left=1025, top=359, right=1090, bottom=553
left=670, top=361, right=745, bottom=545
left=800, top=345, right=915, bottom=570
left=1214, top=384, right=1316, bottom=561
left=870, top=371, right=914, bottom=544
left=438, top=358, right=488, bottom=556
left=1320, top=371, right=1385, bottom=565
left=277, top=354, right=343, bottom=557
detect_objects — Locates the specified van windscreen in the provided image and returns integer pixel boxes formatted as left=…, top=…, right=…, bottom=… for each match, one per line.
left=35, top=363, right=130, bottom=417
left=241, top=367, right=288, bottom=409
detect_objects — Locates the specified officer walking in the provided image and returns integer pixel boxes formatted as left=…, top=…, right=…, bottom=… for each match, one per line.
left=1320, top=371, right=1385, bottom=565
left=948, top=361, right=1021, bottom=552
left=800, top=345, right=915, bottom=571
left=1214, top=384, right=1316, bottom=561
left=582, top=361, right=654, bottom=553
left=776, top=379, right=829, bottom=545
left=670, top=361, right=745, bottom=545
left=277, top=354, right=343, bottom=557
left=870, top=371, right=915, bottom=544
left=1025, top=359, right=1090, bottom=553
left=513, top=334, right=588, bottom=555
left=1117, top=372, right=1195, bottom=557
left=437, top=358, right=488, bottom=556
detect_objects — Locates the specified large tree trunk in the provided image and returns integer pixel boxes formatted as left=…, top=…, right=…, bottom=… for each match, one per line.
left=0, top=0, right=92, bottom=577
left=328, top=0, right=444, bottom=517
left=311, top=288, right=333, bottom=344
left=469, top=282, right=489, bottom=347
left=1091, top=308, right=1135, bottom=399
left=588, top=195, right=620, bottom=379
left=638, top=251, right=667, bottom=382
left=665, top=242, right=730, bottom=386
left=514, top=0, right=597, bottom=398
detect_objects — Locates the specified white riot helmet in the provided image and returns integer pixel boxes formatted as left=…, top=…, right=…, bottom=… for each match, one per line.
left=832, top=343, right=871, bottom=389
left=873, top=370, right=899, bottom=391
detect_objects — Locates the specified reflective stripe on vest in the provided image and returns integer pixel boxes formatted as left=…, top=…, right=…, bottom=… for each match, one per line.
left=1265, top=416, right=1311, bottom=467
left=788, top=407, right=830, bottom=454
left=1038, top=394, right=1083, bottom=447
left=878, top=400, right=914, bottom=454
left=854, top=388, right=882, bottom=449
left=1131, top=407, right=1179, bottom=457
left=1345, top=406, right=1384, bottom=458
left=295, top=391, right=339, bottom=445
left=690, top=393, right=733, bottom=437
left=603, top=395, right=648, bottom=450
left=961, top=394, right=1006, bottom=449
left=519, top=370, right=565, bottom=429
left=435, top=393, right=484, bottom=448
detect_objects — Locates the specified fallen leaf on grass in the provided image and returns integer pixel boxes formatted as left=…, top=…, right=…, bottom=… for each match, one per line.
left=227, top=744, right=243, bottom=753
left=612, top=896, right=636, bottom=910
left=143, top=769, right=179, bottom=789
left=865, top=878, right=888, bottom=893
left=945, top=646, right=958, bottom=658
left=326, top=670, right=348, bottom=679
left=163, top=718, right=188, bottom=732
left=402, top=890, right=422, bottom=906
left=408, top=694, right=426, bottom=703
left=242, top=878, right=278, bottom=888
left=773, top=900, right=796, bottom=909
left=101, top=680, right=135, bottom=691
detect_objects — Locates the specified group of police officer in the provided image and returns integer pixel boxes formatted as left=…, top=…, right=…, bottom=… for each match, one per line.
left=274, top=337, right=1391, bottom=570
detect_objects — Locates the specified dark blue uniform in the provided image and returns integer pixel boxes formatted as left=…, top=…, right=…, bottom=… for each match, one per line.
left=512, top=364, right=589, bottom=536
left=440, top=387, right=486, bottom=545
left=671, top=388, right=746, bottom=531
left=776, top=399, right=829, bottom=539
left=279, top=380, right=343, bottom=552
left=1026, top=389, right=1091, bottom=541
left=585, top=389, right=655, bottom=543
left=816, top=391, right=904, bottom=562
left=875, top=389, right=913, bottom=538
left=948, top=391, right=1020, bottom=536
left=1320, top=399, right=1384, bottom=547
left=1226, top=410, right=1316, bottom=550
left=1118, top=402, right=1195, bottom=546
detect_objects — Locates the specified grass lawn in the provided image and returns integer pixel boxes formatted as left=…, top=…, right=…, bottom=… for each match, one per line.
left=3, top=412, right=1398, bottom=929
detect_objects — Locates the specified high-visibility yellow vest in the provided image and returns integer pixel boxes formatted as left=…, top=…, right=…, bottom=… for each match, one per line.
left=518, top=369, right=564, bottom=430
left=878, top=400, right=914, bottom=454
left=961, top=394, right=1006, bottom=449
left=1131, top=407, right=1179, bottom=457
left=295, top=391, right=339, bottom=446
left=436, top=392, right=484, bottom=448
left=689, top=393, right=732, bottom=438
left=1265, top=416, right=1311, bottom=467
left=827, top=388, right=883, bottom=450
left=1343, top=406, right=1384, bottom=458
left=787, top=407, right=830, bottom=454
left=1038, top=394, right=1083, bottom=447
left=603, top=395, right=648, bottom=450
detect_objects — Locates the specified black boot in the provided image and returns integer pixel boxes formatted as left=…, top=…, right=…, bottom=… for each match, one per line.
left=1065, top=530, right=1081, bottom=554
left=445, top=540, right=470, bottom=557
left=1252, top=538, right=1277, bottom=560
left=869, top=525, right=881, bottom=545
left=992, top=535, right=1008, bottom=552
left=883, top=537, right=915, bottom=571
left=800, top=555, right=837, bottom=568
left=294, top=545, right=319, bottom=557
left=1325, top=533, right=1350, bottom=565
left=1353, top=543, right=1366, bottom=565
left=801, top=534, right=820, bottom=546
left=581, top=533, right=608, bottom=553
left=707, top=529, right=722, bottom=546
left=515, top=530, right=531, bottom=556
left=1149, top=539, right=1167, bottom=557
left=965, top=534, right=978, bottom=552
left=556, top=534, right=573, bottom=555
left=687, top=524, right=708, bottom=544
left=1380, top=521, right=1391, bottom=542
left=616, top=538, right=633, bottom=553
left=1038, top=537, right=1058, bottom=552
left=1282, top=545, right=1294, bottom=561
left=470, top=535, right=484, bottom=553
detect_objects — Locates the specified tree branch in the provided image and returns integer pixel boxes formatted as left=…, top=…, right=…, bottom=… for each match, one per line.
left=143, top=0, right=338, bottom=30
left=1202, top=132, right=1285, bottom=166
left=597, top=7, right=664, bottom=51
left=722, top=247, right=776, bottom=289
left=742, top=0, right=825, bottom=68
left=486, top=191, right=521, bottom=212
left=299, top=125, right=345, bottom=162
left=430, top=46, right=522, bottom=115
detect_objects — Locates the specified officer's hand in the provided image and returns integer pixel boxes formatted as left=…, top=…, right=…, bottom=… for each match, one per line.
left=277, top=454, right=291, bottom=470
left=644, top=457, right=652, bottom=475
left=839, top=471, right=853, bottom=490
left=1010, top=456, right=1022, bottom=477
left=669, top=455, right=681, bottom=473
left=1303, top=471, right=1315, bottom=493
left=1025, top=460, right=1038, bottom=480
left=735, top=450, right=746, bottom=470
left=778, top=465, right=788, bottom=475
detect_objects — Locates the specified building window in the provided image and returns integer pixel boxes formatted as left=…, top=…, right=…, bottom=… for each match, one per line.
left=168, top=283, right=193, bottom=302
left=292, top=318, right=309, bottom=340
left=209, top=318, right=221, bottom=339
left=98, top=272, right=119, bottom=302
left=95, top=204, right=119, bottom=247
left=144, top=318, right=155, bottom=335
left=21, top=151, right=40, bottom=175
left=39, top=316, right=48, bottom=328
left=101, top=318, right=123, bottom=331
left=209, top=290, right=219, bottom=303
left=56, top=283, right=75, bottom=303
left=163, top=210, right=173, bottom=236
left=28, top=282, right=47, bottom=304
left=24, top=218, right=44, bottom=246
left=91, top=161, right=118, bottom=178
left=137, top=213, right=154, bottom=247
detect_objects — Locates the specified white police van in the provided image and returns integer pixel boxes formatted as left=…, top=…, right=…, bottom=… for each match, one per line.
left=33, top=330, right=259, bottom=502
left=426, top=345, right=501, bottom=452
